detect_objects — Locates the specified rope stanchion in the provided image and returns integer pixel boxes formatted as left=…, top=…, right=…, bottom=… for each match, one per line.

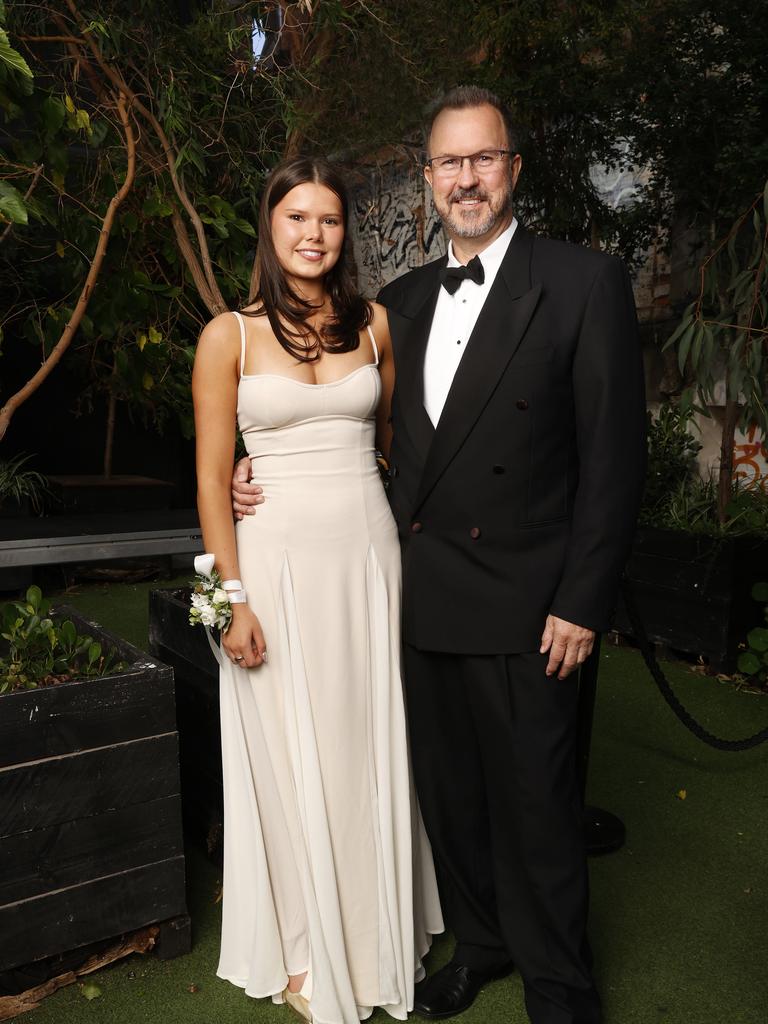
left=620, top=579, right=768, bottom=752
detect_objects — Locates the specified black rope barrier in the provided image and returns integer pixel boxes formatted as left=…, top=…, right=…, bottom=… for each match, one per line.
left=620, top=579, right=768, bottom=752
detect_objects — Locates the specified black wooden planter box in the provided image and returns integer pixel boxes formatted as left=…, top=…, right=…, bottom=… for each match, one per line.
left=615, top=526, right=768, bottom=669
left=0, top=607, right=190, bottom=974
left=148, top=588, right=223, bottom=860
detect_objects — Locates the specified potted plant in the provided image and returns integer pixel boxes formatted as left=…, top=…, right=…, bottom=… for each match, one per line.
left=0, top=586, right=190, bottom=976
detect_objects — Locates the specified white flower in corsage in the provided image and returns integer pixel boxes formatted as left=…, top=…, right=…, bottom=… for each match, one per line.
left=189, top=553, right=232, bottom=632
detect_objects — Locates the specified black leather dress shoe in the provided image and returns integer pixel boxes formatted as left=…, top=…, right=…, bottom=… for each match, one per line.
left=413, top=960, right=514, bottom=1019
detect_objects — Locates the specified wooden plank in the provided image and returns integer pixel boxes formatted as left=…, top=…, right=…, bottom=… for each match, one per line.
left=0, top=734, right=180, bottom=838
left=0, top=796, right=183, bottom=904
left=0, top=670, right=175, bottom=769
left=615, top=583, right=729, bottom=659
left=0, top=856, right=187, bottom=971
left=148, top=590, right=219, bottom=685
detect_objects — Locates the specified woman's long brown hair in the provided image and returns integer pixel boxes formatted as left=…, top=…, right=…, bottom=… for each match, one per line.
left=241, top=157, right=371, bottom=361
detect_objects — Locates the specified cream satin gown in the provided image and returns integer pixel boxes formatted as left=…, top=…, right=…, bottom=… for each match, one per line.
left=216, top=311, right=443, bottom=1024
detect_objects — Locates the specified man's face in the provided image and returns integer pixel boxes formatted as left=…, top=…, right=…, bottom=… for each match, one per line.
left=425, top=104, right=522, bottom=243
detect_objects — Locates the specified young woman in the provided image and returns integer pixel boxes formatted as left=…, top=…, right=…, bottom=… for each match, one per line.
left=192, top=157, right=442, bottom=1024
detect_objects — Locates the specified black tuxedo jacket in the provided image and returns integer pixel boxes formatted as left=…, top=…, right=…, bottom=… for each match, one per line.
left=378, top=225, right=646, bottom=654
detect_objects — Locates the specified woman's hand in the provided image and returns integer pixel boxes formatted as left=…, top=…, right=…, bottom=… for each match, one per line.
left=222, top=603, right=267, bottom=668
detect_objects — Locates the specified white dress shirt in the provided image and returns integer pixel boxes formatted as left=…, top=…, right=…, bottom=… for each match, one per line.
left=423, top=218, right=518, bottom=426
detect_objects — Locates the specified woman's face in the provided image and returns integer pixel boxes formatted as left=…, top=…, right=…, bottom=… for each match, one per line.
left=270, top=182, right=345, bottom=287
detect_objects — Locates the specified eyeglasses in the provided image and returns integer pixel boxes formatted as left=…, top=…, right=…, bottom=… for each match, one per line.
left=425, top=149, right=513, bottom=178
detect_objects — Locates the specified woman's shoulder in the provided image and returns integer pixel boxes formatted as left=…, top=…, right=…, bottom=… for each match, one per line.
left=195, top=311, right=244, bottom=369
left=367, top=301, right=391, bottom=348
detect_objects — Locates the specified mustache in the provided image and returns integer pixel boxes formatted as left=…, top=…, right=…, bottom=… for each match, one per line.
left=449, top=187, right=488, bottom=203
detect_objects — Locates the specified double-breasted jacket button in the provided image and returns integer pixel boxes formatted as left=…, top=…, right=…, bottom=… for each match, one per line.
left=492, top=464, right=505, bottom=474
left=516, top=398, right=529, bottom=411
left=469, top=526, right=481, bottom=540
left=411, top=521, right=423, bottom=534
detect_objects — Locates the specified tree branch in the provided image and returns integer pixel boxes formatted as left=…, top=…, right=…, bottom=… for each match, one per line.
left=62, top=0, right=226, bottom=314
left=0, top=94, right=136, bottom=442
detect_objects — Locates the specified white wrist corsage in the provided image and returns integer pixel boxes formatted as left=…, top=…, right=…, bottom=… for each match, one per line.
left=189, top=553, right=233, bottom=632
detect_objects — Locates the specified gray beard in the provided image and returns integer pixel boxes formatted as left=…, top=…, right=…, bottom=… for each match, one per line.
left=435, top=179, right=514, bottom=239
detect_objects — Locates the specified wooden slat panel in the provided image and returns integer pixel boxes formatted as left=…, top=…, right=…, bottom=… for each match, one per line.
left=148, top=590, right=219, bottom=686
left=0, top=796, right=183, bottom=904
left=0, top=670, right=176, bottom=769
left=0, top=856, right=187, bottom=971
left=0, top=734, right=180, bottom=837
left=615, top=583, right=729, bottom=657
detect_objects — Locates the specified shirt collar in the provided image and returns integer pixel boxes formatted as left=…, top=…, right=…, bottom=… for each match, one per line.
left=446, top=216, right=518, bottom=270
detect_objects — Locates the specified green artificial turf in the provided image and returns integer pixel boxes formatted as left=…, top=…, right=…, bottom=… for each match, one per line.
left=15, top=581, right=768, bottom=1024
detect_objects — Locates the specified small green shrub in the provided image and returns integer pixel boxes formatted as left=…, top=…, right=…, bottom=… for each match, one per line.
left=641, top=404, right=768, bottom=538
left=737, top=582, right=768, bottom=686
left=0, top=586, right=126, bottom=693
left=0, top=453, right=51, bottom=515
left=640, top=403, right=702, bottom=523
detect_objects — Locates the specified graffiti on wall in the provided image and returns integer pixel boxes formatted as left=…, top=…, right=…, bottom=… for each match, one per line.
left=350, top=162, right=446, bottom=297
left=734, top=424, right=768, bottom=493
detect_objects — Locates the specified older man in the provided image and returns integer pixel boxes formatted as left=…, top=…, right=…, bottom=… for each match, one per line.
left=234, top=86, right=645, bottom=1024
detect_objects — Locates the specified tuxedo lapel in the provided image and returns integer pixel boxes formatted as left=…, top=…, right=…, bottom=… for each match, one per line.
left=391, top=259, right=444, bottom=458
left=414, top=227, right=541, bottom=512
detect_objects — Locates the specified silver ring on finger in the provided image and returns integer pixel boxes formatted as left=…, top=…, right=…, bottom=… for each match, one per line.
left=234, top=655, right=244, bottom=662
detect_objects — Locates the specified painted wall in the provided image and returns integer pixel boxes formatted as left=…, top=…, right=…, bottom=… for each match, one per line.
left=349, top=157, right=445, bottom=300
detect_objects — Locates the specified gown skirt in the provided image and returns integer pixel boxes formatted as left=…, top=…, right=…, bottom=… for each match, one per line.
left=215, top=330, right=443, bottom=1024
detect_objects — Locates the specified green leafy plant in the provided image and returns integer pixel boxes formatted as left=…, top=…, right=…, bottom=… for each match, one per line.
left=0, top=452, right=50, bottom=513
left=737, top=582, right=768, bottom=685
left=640, top=403, right=702, bottom=522
left=663, top=178, right=768, bottom=525
left=0, top=585, right=126, bottom=693
left=654, top=476, right=768, bottom=538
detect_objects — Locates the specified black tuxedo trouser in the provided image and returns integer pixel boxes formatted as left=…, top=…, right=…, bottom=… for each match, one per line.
left=403, top=645, right=602, bottom=1024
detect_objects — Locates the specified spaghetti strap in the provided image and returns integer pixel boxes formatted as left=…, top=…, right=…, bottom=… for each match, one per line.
left=366, top=324, right=380, bottom=366
left=232, top=311, right=247, bottom=378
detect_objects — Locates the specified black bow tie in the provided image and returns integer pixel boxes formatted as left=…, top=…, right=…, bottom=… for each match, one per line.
left=440, top=255, right=485, bottom=295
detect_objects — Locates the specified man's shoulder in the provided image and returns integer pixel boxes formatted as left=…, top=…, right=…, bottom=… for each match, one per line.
left=528, top=232, right=628, bottom=295
left=377, top=257, right=444, bottom=310
left=532, top=231, right=626, bottom=278
left=531, top=232, right=621, bottom=271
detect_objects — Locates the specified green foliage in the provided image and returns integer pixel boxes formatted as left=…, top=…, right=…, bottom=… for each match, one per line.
left=0, top=586, right=126, bottom=693
left=737, top=582, right=768, bottom=686
left=661, top=177, right=768, bottom=524
left=1, top=1, right=288, bottom=452
left=658, top=477, right=768, bottom=538
left=663, top=182, right=768, bottom=440
left=619, top=1, right=768, bottom=235
left=640, top=403, right=702, bottom=521
left=0, top=7, right=33, bottom=96
left=640, top=404, right=768, bottom=537
left=466, top=0, right=657, bottom=262
left=0, top=452, right=50, bottom=514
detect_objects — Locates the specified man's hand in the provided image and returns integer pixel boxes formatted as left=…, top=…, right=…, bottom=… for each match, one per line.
left=540, top=615, right=595, bottom=680
left=232, top=455, right=263, bottom=520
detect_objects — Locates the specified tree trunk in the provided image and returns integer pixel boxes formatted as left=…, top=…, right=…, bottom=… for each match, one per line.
left=103, top=361, right=118, bottom=479
left=717, top=397, right=740, bottom=524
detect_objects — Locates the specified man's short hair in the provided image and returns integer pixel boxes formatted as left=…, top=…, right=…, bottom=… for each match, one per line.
left=424, top=85, right=520, bottom=156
